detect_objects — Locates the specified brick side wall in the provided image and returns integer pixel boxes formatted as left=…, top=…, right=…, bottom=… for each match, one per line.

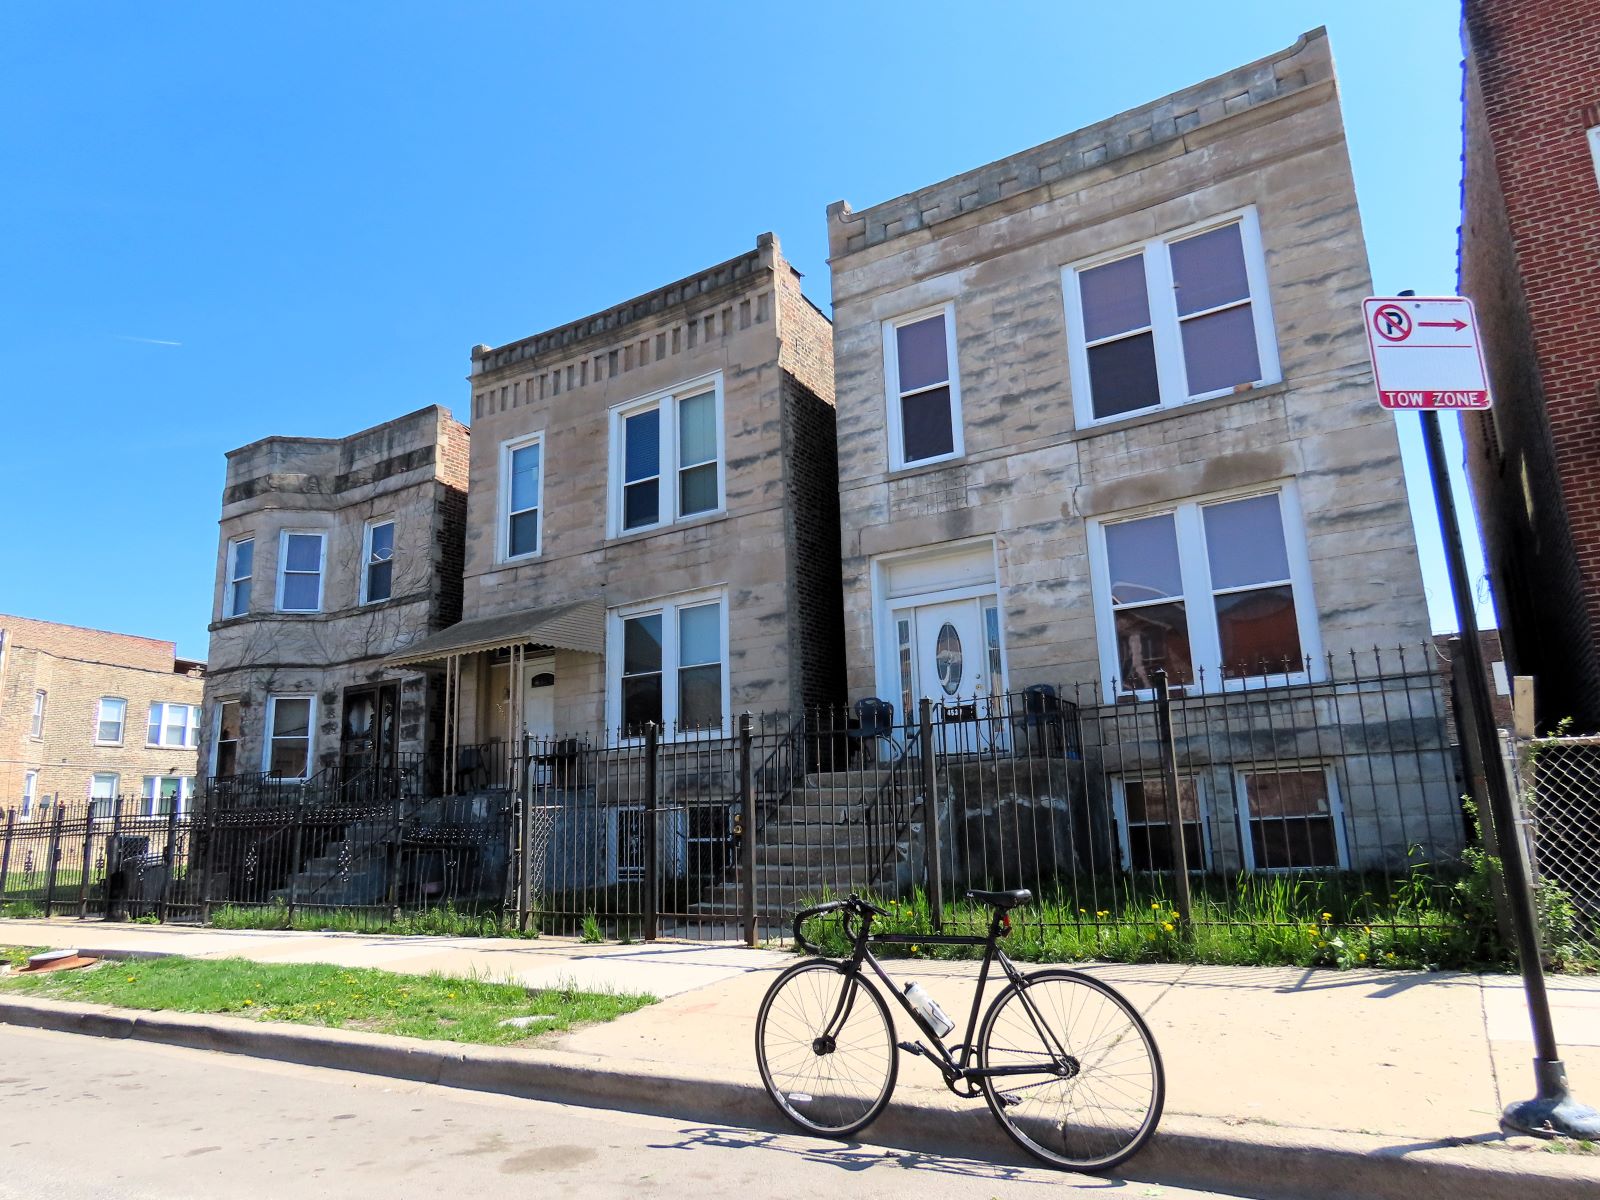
left=1459, top=11, right=1600, bottom=728
left=781, top=371, right=846, bottom=712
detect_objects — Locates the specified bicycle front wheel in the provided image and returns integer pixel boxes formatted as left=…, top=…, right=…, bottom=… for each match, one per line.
left=976, top=969, right=1164, bottom=1172
left=755, top=959, right=898, bottom=1138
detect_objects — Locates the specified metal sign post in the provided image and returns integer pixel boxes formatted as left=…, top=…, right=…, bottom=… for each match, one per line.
left=1370, top=292, right=1597, bottom=1139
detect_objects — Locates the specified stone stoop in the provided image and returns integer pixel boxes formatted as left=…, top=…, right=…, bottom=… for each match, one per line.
left=269, top=819, right=394, bottom=908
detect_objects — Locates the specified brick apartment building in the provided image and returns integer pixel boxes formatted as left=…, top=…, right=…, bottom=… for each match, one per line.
left=1460, top=0, right=1600, bottom=729
left=0, top=615, right=205, bottom=817
left=199, top=406, right=469, bottom=793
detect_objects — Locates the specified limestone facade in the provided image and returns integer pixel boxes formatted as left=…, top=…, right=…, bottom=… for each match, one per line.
left=826, top=28, right=1430, bottom=715
left=444, top=234, right=840, bottom=746
left=200, top=406, right=468, bottom=788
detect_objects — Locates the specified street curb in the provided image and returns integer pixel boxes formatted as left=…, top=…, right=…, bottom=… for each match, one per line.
left=1, top=995, right=1594, bottom=1200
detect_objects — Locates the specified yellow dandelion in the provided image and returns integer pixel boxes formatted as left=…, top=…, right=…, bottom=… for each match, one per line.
left=242, top=999, right=254, bottom=1007
left=1170, top=911, right=1179, bottom=920
left=1150, top=901, right=1161, bottom=910
left=1358, top=953, right=1367, bottom=962
left=125, top=976, right=136, bottom=982
left=1321, top=912, right=1332, bottom=922
left=1078, top=908, right=1087, bottom=915
left=1096, top=910, right=1109, bottom=918
left=1162, top=922, right=1174, bottom=933
left=1363, top=926, right=1372, bottom=936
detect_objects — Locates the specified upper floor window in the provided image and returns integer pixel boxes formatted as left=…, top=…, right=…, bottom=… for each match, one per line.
left=883, top=304, right=963, bottom=470
left=30, top=689, right=45, bottom=738
left=608, top=591, right=727, bottom=738
left=1089, top=485, right=1317, bottom=697
left=1064, top=209, right=1279, bottom=426
left=276, top=531, right=325, bottom=612
left=609, top=375, right=723, bottom=536
left=500, top=435, right=544, bottom=560
left=225, top=536, right=254, bottom=617
left=1588, top=126, right=1600, bottom=192
left=212, top=699, right=242, bottom=777
left=95, top=697, right=127, bottom=745
left=147, top=702, right=200, bottom=748
left=362, top=519, right=396, bottom=603
left=264, top=695, right=314, bottom=779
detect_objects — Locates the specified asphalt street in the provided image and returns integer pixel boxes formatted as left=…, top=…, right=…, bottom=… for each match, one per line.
left=0, top=1026, right=1263, bottom=1199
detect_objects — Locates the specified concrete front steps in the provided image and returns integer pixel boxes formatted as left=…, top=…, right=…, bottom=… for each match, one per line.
left=269, top=819, right=393, bottom=907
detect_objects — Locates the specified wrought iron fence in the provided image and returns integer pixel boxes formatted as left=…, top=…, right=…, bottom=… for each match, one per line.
left=1, top=648, right=1499, bottom=962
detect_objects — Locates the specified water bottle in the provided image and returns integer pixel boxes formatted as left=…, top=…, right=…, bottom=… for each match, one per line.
left=903, top=981, right=955, bottom=1038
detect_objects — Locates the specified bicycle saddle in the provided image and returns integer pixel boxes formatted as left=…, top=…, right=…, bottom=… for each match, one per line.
left=965, top=888, right=1032, bottom=910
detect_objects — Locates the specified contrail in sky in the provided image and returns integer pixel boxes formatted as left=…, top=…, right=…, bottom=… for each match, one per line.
left=114, top=335, right=183, bottom=346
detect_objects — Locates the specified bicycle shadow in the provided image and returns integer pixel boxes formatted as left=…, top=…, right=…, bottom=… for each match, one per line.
left=646, top=1123, right=1124, bottom=1188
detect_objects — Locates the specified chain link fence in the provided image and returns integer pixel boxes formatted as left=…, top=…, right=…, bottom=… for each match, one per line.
left=1511, top=734, right=1600, bottom=969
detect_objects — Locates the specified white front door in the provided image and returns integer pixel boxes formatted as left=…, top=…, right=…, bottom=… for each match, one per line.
left=910, top=598, right=997, bottom=753
left=522, top=659, right=556, bottom=742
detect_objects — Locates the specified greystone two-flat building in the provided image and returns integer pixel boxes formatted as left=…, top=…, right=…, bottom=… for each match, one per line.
left=200, top=406, right=469, bottom=795
left=825, top=28, right=1454, bottom=875
left=384, top=235, right=842, bottom=772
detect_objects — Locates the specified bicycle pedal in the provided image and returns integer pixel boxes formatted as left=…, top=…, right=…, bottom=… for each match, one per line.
left=896, top=1040, right=928, bottom=1058
left=997, top=1092, right=1022, bottom=1108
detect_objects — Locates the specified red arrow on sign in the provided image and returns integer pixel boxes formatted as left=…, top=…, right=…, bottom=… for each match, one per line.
left=1419, top=319, right=1468, bottom=331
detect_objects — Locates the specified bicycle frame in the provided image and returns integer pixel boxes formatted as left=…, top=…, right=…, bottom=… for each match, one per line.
left=820, top=907, right=1076, bottom=1097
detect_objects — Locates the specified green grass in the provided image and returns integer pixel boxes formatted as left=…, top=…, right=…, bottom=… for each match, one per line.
left=0, top=953, right=654, bottom=1046
left=207, top=903, right=539, bottom=939
left=795, top=868, right=1520, bottom=973
left=1, top=946, right=45, bottom=968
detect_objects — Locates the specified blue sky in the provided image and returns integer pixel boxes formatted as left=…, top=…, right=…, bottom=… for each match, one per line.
left=0, top=1, right=1487, bottom=661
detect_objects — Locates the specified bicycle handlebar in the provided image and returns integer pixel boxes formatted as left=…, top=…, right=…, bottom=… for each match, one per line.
left=792, top=894, right=888, bottom=954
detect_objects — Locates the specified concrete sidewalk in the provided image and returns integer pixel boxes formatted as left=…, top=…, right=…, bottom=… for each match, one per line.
left=4, top=918, right=1599, bottom=1196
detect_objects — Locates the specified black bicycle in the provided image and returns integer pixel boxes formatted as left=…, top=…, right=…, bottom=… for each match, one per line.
left=754, top=891, right=1165, bottom=1172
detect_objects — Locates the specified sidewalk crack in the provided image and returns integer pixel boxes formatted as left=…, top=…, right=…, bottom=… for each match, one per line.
left=1477, top=974, right=1503, bottom=1113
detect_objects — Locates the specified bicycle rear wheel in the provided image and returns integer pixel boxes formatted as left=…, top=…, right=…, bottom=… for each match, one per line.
left=976, top=969, right=1163, bottom=1172
left=755, top=959, right=898, bottom=1137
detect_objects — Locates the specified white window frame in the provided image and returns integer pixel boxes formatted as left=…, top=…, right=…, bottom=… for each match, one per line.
left=1588, top=125, right=1600, bottom=192
left=95, top=696, right=127, bottom=746
left=1234, top=764, right=1350, bottom=872
left=224, top=534, right=254, bottom=618
left=1110, top=774, right=1215, bottom=873
left=147, top=701, right=200, bottom=749
left=142, top=775, right=193, bottom=818
left=21, top=770, right=37, bottom=819
left=606, top=372, right=726, bottom=538
left=1085, top=482, right=1321, bottom=701
left=30, top=689, right=45, bottom=738
left=883, top=302, right=964, bottom=471
left=90, top=772, right=119, bottom=817
left=360, top=516, right=398, bottom=603
left=1062, top=207, right=1281, bottom=428
left=498, top=433, right=546, bottom=562
left=210, top=698, right=242, bottom=777
left=275, top=529, right=327, bottom=613
left=263, top=694, right=317, bottom=781
left=605, top=588, right=730, bottom=742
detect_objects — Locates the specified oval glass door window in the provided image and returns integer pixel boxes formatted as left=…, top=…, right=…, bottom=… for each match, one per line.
left=935, top=623, right=964, bottom=695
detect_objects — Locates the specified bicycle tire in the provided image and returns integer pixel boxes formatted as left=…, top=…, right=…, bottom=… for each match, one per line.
left=755, top=958, right=899, bottom=1137
left=975, top=968, right=1164, bottom=1172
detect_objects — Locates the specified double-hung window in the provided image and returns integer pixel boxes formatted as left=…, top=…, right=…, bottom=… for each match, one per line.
left=609, top=592, right=727, bottom=737
left=1064, top=209, right=1279, bottom=425
left=213, top=700, right=242, bottom=777
left=1236, top=767, right=1347, bottom=870
left=276, top=531, right=325, bottom=612
left=95, top=697, right=127, bottom=745
left=884, top=304, right=962, bottom=470
left=1091, top=486, right=1316, bottom=696
left=500, top=435, right=544, bottom=560
left=147, top=702, right=199, bottom=748
left=264, top=695, right=315, bottom=779
left=610, top=375, right=723, bottom=535
left=21, top=771, right=37, bottom=819
left=362, top=519, right=396, bottom=602
left=224, top=536, right=254, bottom=617
left=1113, top=775, right=1210, bottom=872
left=30, top=689, right=45, bottom=738
left=142, top=775, right=193, bottom=818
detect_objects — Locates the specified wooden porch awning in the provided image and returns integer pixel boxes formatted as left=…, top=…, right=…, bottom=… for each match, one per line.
left=382, top=597, right=605, bottom=667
